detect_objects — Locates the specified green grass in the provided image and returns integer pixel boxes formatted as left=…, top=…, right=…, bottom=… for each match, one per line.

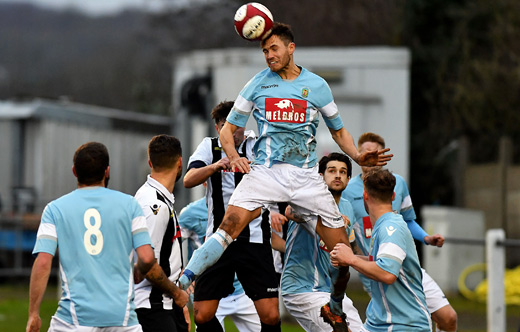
left=1, top=282, right=304, bottom=331
left=3, top=281, right=520, bottom=331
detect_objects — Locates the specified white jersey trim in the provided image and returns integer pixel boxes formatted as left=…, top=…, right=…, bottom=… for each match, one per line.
left=36, top=222, right=57, bottom=240
left=320, top=100, right=340, bottom=118
left=377, top=242, right=406, bottom=264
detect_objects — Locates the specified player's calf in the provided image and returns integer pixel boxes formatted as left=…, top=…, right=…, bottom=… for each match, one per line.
left=179, top=228, right=233, bottom=289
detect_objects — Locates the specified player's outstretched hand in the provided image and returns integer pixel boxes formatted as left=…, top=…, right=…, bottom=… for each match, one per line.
left=425, top=234, right=445, bottom=247
left=230, top=156, right=251, bottom=174
left=270, top=211, right=288, bottom=233
left=26, top=314, right=41, bottom=332
left=358, top=148, right=393, bottom=167
left=330, top=243, right=354, bottom=267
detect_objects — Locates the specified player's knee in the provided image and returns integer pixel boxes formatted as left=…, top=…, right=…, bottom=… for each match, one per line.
left=220, top=211, right=245, bottom=238
left=258, top=307, right=280, bottom=325
left=433, top=305, right=457, bottom=331
left=193, top=307, right=217, bottom=324
left=260, top=320, right=281, bottom=332
left=194, top=315, right=222, bottom=331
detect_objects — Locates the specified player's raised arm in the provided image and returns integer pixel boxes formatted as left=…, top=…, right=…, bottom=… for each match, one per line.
left=220, top=121, right=251, bottom=173
left=329, top=127, right=392, bottom=166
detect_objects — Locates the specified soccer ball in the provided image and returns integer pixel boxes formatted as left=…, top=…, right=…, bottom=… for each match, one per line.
left=234, top=2, right=274, bottom=41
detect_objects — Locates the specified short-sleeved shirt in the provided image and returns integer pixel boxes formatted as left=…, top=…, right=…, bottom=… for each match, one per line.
left=134, top=175, right=183, bottom=310
left=364, top=212, right=431, bottom=331
left=227, top=67, right=344, bottom=169
left=186, top=130, right=270, bottom=244
left=281, top=197, right=355, bottom=296
left=33, top=187, right=150, bottom=327
left=342, top=173, right=415, bottom=291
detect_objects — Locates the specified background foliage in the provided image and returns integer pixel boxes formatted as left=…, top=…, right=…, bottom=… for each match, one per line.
left=1, top=0, right=519, bottom=210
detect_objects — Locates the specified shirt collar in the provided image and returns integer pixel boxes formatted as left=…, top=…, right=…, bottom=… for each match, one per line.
left=146, top=174, right=175, bottom=205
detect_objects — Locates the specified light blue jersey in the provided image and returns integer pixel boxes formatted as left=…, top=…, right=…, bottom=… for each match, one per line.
left=178, top=197, right=244, bottom=296
left=227, top=67, right=344, bottom=169
left=281, top=198, right=355, bottom=295
left=33, top=187, right=151, bottom=327
left=342, top=173, right=416, bottom=291
left=365, top=212, right=431, bottom=332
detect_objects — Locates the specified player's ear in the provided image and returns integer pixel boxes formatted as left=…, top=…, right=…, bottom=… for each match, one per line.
left=288, top=42, right=295, bottom=55
left=392, top=191, right=396, bottom=201
left=363, top=190, right=368, bottom=201
left=72, top=165, right=77, bottom=178
left=148, top=160, right=153, bottom=169
left=105, top=166, right=110, bottom=179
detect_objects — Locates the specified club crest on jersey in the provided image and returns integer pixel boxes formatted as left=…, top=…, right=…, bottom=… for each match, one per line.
left=363, top=216, right=372, bottom=238
left=150, top=204, right=160, bottom=215
left=302, top=88, right=309, bottom=98
left=265, top=98, right=307, bottom=123
left=319, top=239, right=330, bottom=252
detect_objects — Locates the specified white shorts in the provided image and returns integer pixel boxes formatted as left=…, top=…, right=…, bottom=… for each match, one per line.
left=216, top=292, right=261, bottom=332
left=48, top=316, right=143, bottom=332
left=229, top=164, right=344, bottom=229
left=422, top=268, right=450, bottom=313
left=282, top=292, right=367, bottom=332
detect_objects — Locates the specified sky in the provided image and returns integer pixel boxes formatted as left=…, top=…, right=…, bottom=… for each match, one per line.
left=0, top=0, right=209, bottom=16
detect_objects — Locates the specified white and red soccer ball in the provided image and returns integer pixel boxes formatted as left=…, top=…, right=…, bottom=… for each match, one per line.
left=234, top=2, right=274, bottom=41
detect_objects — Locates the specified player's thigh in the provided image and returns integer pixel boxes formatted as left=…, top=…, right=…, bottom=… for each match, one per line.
left=228, top=165, right=291, bottom=213
left=217, top=293, right=261, bottom=332
left=315, top=217, right=350, bottom=252
left=422, top=269, right=450, bottom=313
left=234, top=242, right=279, bottom=302
left=282, top=292, right=332, bottom=332
left=136, top=307, right=187, bottom=332
left=288, top=167, right=344, bottom=230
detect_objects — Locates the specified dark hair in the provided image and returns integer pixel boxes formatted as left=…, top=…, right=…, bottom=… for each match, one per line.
left=73, top=142, right=109, bottom=185
left=148, top=135, right=182, bottom=172
left=210, top=101, right=234, bottom=125
left=261, top=22, right=294, bottom=46
left=358, top=132, right=385, bottom=149
left=363, top=169, right=395, bottom=202
left=318, top=152, right=352, bottom=178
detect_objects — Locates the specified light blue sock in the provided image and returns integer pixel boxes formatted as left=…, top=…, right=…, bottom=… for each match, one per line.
left=179, top=229, right=232, bottom=289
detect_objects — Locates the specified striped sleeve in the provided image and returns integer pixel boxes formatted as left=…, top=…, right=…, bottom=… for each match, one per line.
left=130, top=200, right=152, bottom=250
left=375, top=235, right=407, bottom=277
left=320, top=100, right=344, bottom=130
left=227, top=95, right=253, bottom=127
left=33, top=204, right=58, bottom=256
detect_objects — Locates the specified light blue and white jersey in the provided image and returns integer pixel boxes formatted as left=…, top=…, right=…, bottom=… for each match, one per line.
left=178, top=197, right=245, bottom=296
left=281, top=197, right=355, bottom=295
left=365, top=212, right=431, bottom=332
left=179, top=197, right=208, bottom=258
left=33, top=187, right=150, bottom=327
left=342, top=173, right=416, bottom=292
left=342, top=173, right=415, bottom=254
left=227, top=67, right=344, bottom=169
